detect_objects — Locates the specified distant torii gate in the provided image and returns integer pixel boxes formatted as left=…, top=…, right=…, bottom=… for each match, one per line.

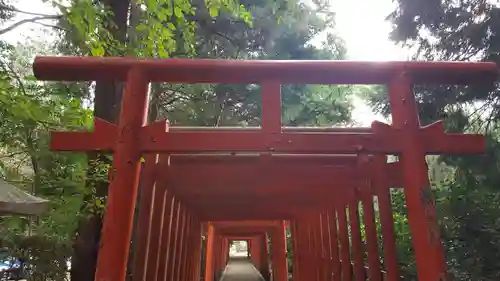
left=32, top=57, right=497, bottom=281
left=206, top=220, right=286, bottom=281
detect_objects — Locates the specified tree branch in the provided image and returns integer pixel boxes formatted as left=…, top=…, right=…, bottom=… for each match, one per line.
left=0, top=15, right=62, bottom=36
left=32, top=21, right=68, bottom=31
left=0, top=151, right=28, bottom=159
left=0, top=4, right=60, bottom=17
left=0, top=59, right=27, bottom=97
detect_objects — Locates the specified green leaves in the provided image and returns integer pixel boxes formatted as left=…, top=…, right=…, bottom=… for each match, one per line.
left=0, top=42, right=89, bottom=223
left=60, top=0, right=115, bottom=56
left=209, top=6, right=219, bottom=18
left=174, top=6, right=183, bottom=18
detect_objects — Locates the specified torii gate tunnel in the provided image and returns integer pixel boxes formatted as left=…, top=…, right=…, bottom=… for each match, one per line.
left=33, top=57, right=498, bottom=281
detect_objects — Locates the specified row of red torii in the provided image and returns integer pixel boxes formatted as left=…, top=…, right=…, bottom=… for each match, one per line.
left=33, top=56, right=498, bottom=281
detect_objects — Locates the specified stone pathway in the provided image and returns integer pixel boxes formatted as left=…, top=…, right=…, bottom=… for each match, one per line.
left=220, top=258, right=264, bottom=281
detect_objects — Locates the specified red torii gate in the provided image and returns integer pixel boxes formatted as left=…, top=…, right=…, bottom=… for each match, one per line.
left=206, top=220, right=286, bottom=281
left=32, top=57, right=497, bottom=281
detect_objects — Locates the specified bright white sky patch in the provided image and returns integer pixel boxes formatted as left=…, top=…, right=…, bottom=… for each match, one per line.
left=332, top=0, right=409, bottom=61
left=331, top=0, right=406, bottom=124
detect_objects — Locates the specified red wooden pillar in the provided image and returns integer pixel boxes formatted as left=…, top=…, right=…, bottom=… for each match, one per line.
left=305, top=218, right=315, bottom=281
left=359, top=159, right=382, bottom=281
left=375, top=156, right=400, bottom=281
left=174, top=207, right=186, bottom=280
left=308, top=217, right=320, bottom=281
left=387, top=73, right=447, bottom=280
left=145, top=174, right=167, bottom=281
left=131, top=154, right=159, bottom=281
left=183, top=213, right=195, bottom=281
left=271, top=221, right=288, bottom=281
left=337, top=204, right=352, bottom=281
left=349, top=196, right=365, bottom=281
left=204, top=223, right=216, bottom=281
left=255, top=236, right=259, bottom=264
left=213, top=235, right=220, bottom=273
left=177, top=210, right=190, bottom=281
left=191, top=219, right=199, bottom=281
left=213, top=234, right=224, bottom=277
left=313, top=216, right=324, bottom=281
left=94, top=68, right=150, bottom=281
left=248, top=239, right=253, bottom=259
left=320, top=213, right=331, bottom=281
left=245, top=239, right=249, bottom=258
left=188, top=216, right=196, bottom=281
left=172, top=204, right=185, bottom=281
left=328, top=210, right=341, bottom=281
left=296, top=219, right=311, bottom=281
left=190, top=220, right=203, bottom=281
left=318, top=215, right=328, bottom=281
left=250, top=237, right=263, bottom=269
left=166, top=198, right=181, bottom=281
left=218, top=236, right=224, bottom=277
left=188, top=218, right=199, bottom=281
left=218, top=236, right=224, bottom=271
left=184, top=217, right=194, bottom=281
left=157, top=183, right=175, bottom=281
left=290, top=222, right=300, bottom=281
left=260, top=233, right=271, bottom=281
left=222, top=238, right=229, bottom=266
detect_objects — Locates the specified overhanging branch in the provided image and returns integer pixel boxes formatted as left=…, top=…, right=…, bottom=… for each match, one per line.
left=0, top=4, right=60, bottom=17
left=0, top=15, right=62, bottom=36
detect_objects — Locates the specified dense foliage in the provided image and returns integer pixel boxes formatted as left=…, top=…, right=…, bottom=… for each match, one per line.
left=360, top=1, right=500, bottom=280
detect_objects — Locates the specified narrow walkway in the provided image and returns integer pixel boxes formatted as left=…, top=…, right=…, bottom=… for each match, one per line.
left=220, top=258, right=264, bottom=281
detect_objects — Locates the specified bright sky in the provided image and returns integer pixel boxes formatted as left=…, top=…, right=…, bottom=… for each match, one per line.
left=3, top=0, right=406, bottom=125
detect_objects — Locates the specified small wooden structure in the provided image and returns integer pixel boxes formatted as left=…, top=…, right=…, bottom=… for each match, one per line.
left=0, top=179, right=48, bottom=216
left=33, top=57, right=497, bottom=281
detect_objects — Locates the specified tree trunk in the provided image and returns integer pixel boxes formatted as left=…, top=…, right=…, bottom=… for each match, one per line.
left=70, top=1, right=130, bottom=281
